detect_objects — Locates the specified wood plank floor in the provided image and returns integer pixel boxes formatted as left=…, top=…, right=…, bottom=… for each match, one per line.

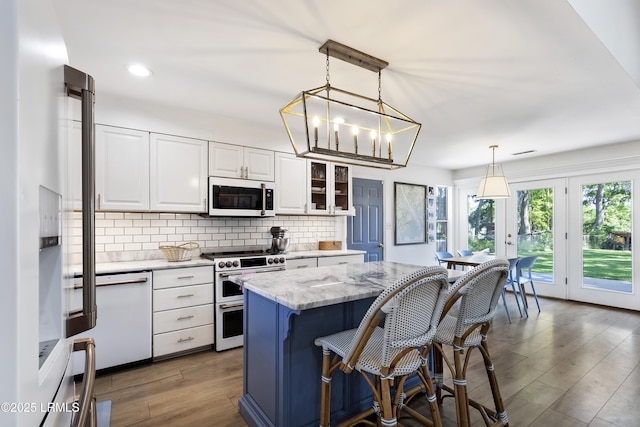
left=94, top=296, right=640, bottom=426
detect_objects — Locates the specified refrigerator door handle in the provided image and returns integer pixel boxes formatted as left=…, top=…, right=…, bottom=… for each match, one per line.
left=64, top=65, right=97, bottom=337
left=72, top=338, right=97, bottom=427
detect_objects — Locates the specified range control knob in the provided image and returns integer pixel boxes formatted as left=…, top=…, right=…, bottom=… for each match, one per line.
left=273, top=258, right=279, bottom=264
left=225, top=261, right=233, bottom=268
left=279, top=257, right=285, bottom=263
left=218, top=262, right=225, bottom=269
left=267, top=258, right=274, bottom=264
left=233, top=260, right=239, bottom=267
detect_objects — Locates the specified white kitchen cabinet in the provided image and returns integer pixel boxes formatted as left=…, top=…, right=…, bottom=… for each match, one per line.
left=286, top=257, right=318, bottom=269
left=68, top=120, right=83, bottom=211
left=275, top=152, right=308, bottom=214
left=307, top=160, right=354, bottom=216
left=152, top=266, right=214, bottom=358
left=96, top=125, right=150, bottom=211
left=209, top=142, right=274, bottom=181
left=150, top=134, right=208, bottom=213
left=317, top=254, right=364, bottom=266
left=288, top=254, right=364, bottom=269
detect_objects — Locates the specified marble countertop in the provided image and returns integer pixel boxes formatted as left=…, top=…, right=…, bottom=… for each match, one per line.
left=285, top=249, right=365, bottom=259
left=229, top=261, right=428, bottom=311
left=70, top=258, right=216, bottom=276
left=70, top=249, right=365, bottom=276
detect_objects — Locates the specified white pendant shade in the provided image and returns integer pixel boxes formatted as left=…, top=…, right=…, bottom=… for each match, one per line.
left=477, top=175, right=512, bottom=199
left=476, top=145, right=511, bottom=199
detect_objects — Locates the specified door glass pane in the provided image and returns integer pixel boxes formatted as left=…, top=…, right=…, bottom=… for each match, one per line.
left=516, top=188, right=554, bottom=283
left=581, top=181, right=632, bottom=292
left=467, top=196, right=495, bottom=253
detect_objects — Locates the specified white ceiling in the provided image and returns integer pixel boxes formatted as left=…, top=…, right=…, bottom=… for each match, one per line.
left=52, top=0, right=640, bottom=169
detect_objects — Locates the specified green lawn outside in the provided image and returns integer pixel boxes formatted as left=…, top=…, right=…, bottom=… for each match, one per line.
left=517, top=248, right=632, bottom=281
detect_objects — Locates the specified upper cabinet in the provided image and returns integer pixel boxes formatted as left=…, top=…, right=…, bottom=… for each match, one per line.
left=96, top=125, right=150, bottom=211
left=150, top=134, right=208, bottom=213
left=275, top=153, right=307, bottom=215
left=96, top=125, right=208, bottom=213
left=307, top=160, right=354, bottom=216
left=209, top=142, right=274, bottom=181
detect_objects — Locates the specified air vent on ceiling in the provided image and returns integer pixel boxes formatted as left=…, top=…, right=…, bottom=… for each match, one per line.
left=511, top=150, right=536, bottom=156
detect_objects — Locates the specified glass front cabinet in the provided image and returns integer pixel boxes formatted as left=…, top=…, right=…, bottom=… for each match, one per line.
left=307, top=160, right=354, bottom=215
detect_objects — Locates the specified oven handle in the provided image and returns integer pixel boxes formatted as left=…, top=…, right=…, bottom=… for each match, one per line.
left=220, top=302, right=244, bottom=310
left=219, top=266, right=286, bottom=277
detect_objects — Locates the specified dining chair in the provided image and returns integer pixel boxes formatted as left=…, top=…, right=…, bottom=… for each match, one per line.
left=435, top=251, right=455, bottom=269
left=432, top=259, right=511, bottom=427
left=516, top=255, right=541, bottom=313
left=314, top=266, right=450, bottom=427
left=502, top=257, right=524, bottom=323
left=456, top=249, right=473, bottom=256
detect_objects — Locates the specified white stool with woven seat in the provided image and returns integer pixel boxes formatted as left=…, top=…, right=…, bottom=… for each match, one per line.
left=314, top=266, right=450, bottom=427
left=433, top=259, right=510, bottom=427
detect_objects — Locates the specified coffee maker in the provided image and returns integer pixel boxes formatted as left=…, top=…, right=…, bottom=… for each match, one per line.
left=269, top=226, right=289, bottom=254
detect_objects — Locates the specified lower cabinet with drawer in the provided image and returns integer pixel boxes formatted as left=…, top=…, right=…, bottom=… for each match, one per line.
left=287, top=254, right=365, bottom=269
left=152, top=266, right=214, bottom=358
left=317, top=254, right=364, bottom=266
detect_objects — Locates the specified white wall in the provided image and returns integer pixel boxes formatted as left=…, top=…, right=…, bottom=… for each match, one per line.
left=453, top=138, right=640, bottom=184
left=96, top=92, right=292, bottom=153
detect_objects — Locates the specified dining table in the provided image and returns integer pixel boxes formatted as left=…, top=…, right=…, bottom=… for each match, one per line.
left=444, top=253, right=510, bottom=270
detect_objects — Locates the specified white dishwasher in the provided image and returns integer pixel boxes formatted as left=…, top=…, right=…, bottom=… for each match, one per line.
left=71, top=271, right=152, bottom=375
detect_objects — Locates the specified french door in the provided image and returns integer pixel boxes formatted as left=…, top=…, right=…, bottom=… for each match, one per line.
left=504, top=179, right=567, bottom=299
left=567, top=171, right=638, bottom=310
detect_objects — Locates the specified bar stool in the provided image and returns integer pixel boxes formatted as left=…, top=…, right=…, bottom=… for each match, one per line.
left=314, top=266, right=450, bottom=427
left=433, top=259, right=510, bottom=427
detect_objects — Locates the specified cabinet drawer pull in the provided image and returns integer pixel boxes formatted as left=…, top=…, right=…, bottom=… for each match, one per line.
left=177, top=294, right=194, bottom=298
left=177, top=315, right=194, bottom=320
left=296, top=265, right=309, bottom=269
left=178, top=336, right=194, bottom=343
left=338, top=262, right=349, bottom=265
left=177, top=275, right=195, bottom=280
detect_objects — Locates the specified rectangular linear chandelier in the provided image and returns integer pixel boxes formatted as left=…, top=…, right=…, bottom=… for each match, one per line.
left=280, top=40, right=421, bottom=170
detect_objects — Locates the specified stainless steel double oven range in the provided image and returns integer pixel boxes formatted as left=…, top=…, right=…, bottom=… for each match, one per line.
left=201, top=250, right=286, bottom=351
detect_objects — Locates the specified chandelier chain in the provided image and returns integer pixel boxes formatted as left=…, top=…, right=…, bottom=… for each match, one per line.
left=378, top=70, right=382, bottom=101
left=326, top=50, right=331, bottom=87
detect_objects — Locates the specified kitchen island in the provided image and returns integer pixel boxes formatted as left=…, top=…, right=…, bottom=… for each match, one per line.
left=230, top=261, right=429, bottom=427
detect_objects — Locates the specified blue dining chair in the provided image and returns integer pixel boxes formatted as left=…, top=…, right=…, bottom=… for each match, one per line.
left=435, top=251, right=455, bottom=269
left=515, top=256, right=541, bottom=314
left=457, top=249, right=473, bottom=256
left=502, top=257, right=524, bottom=323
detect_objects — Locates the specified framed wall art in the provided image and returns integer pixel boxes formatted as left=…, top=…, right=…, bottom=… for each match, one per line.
left=394, top=182, right=426, bottom=245
left=427, top=186, right=436, bottom=243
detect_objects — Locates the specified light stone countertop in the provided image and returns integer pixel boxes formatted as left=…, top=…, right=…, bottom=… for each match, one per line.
left=70, top=258, right=216, bottom=276
left=70, top=249, right=365, bottom=276
left=285, top=249, right=365, bottom=259
left=229, top=261, right=427, bottom=311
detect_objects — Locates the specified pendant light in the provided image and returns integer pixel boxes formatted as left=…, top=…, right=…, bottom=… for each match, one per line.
left=477, top=145, right=511, bottom=199
left=280, top=40, right=421, bottom=170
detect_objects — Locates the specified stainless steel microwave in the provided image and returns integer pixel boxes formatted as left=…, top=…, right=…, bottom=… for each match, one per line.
left=208, top=177, right=275, bottom=217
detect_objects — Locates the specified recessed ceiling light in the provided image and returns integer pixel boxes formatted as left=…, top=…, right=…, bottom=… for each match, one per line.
left=127, top=64, right=152, bottom=77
